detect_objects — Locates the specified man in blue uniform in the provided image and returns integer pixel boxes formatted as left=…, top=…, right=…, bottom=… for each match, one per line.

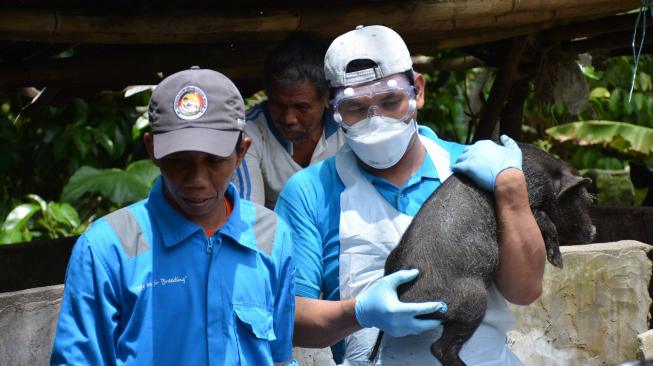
left=232, top=32, right=345, bottom=209
left=275, top=25, right=546, bottom=365
left=51, top=67, right=296, bottom=366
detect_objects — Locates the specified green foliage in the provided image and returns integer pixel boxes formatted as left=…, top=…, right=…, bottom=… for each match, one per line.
left=525, top=56, right=653, bottom=175
left=580, top=169, right=636, bottom=206
left=0, top=194, right=87, bottom=244
left=580, top=58, right=653, bottom=130
left=526, top=56, right=653, bottom=127
left=132, top=110, right=150, bottom=141
left=545, top=120, right=653, bottom=171
left=417, top=49, right=491, bottom=144
left=547, top=120, right=653, bottom=156
left=0, top=89, right=153, bottom=243
left=420, top=70, right=470, bottom=143
left=419, top=61, right=491, bottom=144
left=0, top=90, right=151, bottom=218
left=62, top=160, right=160, bottom=206
left=245, top=90, right=267, bottom=109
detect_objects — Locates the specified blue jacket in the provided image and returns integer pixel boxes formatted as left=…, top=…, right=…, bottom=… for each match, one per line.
left=51, top=179, right=295, bottom=366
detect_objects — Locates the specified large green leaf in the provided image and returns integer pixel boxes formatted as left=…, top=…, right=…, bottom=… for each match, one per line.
left=0, top=228, right=27, bottom=244
left=132, top=112, right=150, bottom=141
left=125, top=159, right=161, bottom=186
left=0, top=195, right=88, bottom=243
left=589, top=87, right=610, bottom=99
left=61, top=159, right=159, bottom=205
left=546, top=121, right=653, bottom=157
left=71, top=125, right=92, bottom=158
left=26, top=194, right=47, bottom=214
left=91, top=127, right=114, bottom=156
left=48, top=202, right=81, bottom=229
left=1, top=203, right=39, bottom=232
left=110, top=124, right=126, bottom=159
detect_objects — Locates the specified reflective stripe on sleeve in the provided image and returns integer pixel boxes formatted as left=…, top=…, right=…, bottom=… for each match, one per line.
left=253, top=206, right=278, bottom=256
left=104, top=207, right=150, bottom=258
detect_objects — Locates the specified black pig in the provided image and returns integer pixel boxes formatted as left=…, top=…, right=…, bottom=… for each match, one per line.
left=370, top=144, right=596, bottom=366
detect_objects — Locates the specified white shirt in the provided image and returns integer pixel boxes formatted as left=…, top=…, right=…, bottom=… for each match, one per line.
left=232, top=102, right=346, bottom=209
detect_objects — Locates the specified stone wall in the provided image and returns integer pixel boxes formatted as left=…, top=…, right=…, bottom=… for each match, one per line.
left=1, top=241, right=651, bottom=365
left=508, top=240, right=652, bottom=365
left=0, top=285, right=63, bottom=366
left=292, top=347, right=336, bottom=366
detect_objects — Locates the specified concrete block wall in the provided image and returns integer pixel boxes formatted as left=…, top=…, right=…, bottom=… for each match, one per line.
left=1, top=241, right=651, bottom=365
left=0, top=285, right=63, bottom=366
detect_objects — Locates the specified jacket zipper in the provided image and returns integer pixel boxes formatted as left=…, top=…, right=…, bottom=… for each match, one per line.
left=206, top=235, right=214, bottom=253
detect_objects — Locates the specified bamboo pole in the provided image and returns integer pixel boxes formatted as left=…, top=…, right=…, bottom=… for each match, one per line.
left=0, top=0, right=641, bottom=44
left=0, top=9, right=300, bottom=43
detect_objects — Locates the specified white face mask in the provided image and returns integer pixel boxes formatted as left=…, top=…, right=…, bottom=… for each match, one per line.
left=344, top=115, right=417, bottom=169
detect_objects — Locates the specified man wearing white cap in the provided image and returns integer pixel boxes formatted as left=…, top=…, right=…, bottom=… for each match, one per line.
left=275, top=26, right=545, bottom=365
left=52, top=67, right=296, bottom=366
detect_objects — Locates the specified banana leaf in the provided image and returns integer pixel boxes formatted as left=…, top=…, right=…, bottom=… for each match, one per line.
left=546, top=121, right=653, bottom=159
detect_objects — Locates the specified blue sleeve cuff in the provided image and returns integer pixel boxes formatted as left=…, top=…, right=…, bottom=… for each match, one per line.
left=295, top=280, right=321, bottom=299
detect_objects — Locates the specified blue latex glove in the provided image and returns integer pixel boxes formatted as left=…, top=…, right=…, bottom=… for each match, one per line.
left=354, top=269, right=448, bottom=337
left=452, top=135, right=523, bottom=192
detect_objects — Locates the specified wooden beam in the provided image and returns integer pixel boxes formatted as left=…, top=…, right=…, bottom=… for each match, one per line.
left=569, top=29, right=653, bottom=54
left=0, top=8, right=299, bottom=43
left=500, top=77, right=530, bottom=141
left=0, top=44, right=272, bottom=92
left=0, top=0, right=641, bottom=44
left=409, top=2, right=639, bottom=53
left=540, top=12, right=648, bottom=44
left=0, top=1, right=643, bottom=90
left=607, top=45, right=653, bottom=57
left=412, top=55, right=485, bottom=73
left=474, top=37, right=528, bottom=141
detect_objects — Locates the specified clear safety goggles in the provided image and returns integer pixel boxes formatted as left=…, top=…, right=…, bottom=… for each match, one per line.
left=332, top=75, right=417, bottom=126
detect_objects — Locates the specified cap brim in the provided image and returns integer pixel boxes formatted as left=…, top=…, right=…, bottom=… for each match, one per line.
left=153, top=128, right=240, bottom=159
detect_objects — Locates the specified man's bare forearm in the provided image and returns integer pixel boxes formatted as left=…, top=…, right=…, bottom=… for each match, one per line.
left=293, top=296, right=362, bottom=348
left=494, top=168, right=546, bottom=305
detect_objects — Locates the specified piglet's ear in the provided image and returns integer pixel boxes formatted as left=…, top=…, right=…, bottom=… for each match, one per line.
left=556, top=174, right=591, bottom=200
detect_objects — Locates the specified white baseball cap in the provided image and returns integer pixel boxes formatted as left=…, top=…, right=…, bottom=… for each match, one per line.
left=324, top=25, right=413, bottom=88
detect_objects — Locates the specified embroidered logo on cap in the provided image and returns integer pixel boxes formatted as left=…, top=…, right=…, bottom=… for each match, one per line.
left=174, top=86, right=207, bottom=120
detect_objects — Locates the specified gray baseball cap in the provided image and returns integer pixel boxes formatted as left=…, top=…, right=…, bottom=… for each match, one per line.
left=324, top=25, right=413, bottom=88
left=148, top=67, right=246, bottom=159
